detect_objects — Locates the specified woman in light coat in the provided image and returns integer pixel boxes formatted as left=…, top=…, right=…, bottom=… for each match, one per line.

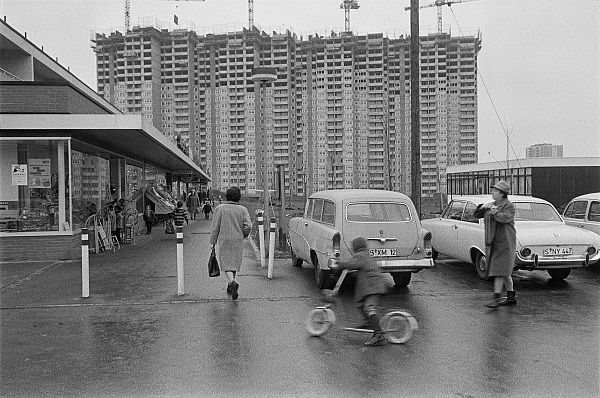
left=474, top=180, right=517, bottom=308
left=209, top=187, right=252, bottom=300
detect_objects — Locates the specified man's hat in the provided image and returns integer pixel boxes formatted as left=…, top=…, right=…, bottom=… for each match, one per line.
left=491, top=180, right=511, bottom=194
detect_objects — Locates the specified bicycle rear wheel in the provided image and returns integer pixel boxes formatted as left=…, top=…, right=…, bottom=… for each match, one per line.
left=381, top=310, right=418, bottom=344
left=305, top=307, right=335, bottom=336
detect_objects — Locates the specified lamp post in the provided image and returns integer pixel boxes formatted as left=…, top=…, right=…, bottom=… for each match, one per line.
left=250, top=67, right=277, bottom=252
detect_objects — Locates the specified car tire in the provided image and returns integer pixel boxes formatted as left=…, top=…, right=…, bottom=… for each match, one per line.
left=431, top=247, right=439, bottom=261
left=313, top=257, right=332, bottom=289
left=547, top=268, right=571, bottom=280
left=476, top=252, right=490, bottom=280
left=392, top=272, right=412, bottom=287
left=290, top=248, right=303, bottom=267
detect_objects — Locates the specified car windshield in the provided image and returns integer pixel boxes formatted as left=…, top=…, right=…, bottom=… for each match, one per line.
left=514, top=202, right=562, bottom=222
left=346, top=202, right=411, bottom=222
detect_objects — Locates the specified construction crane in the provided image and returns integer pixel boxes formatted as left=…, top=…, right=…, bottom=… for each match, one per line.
left=340, top=0, right=360, bottom=32
left=125, top=0, right=131, bottom=31
left=405, top=0, right=478, bottom=34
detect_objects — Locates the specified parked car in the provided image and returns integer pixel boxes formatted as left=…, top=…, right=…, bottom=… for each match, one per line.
left=421, top=195, right=600, bottom=280
left=287, top=189, right=435, bottom=288
left=562, top=192, right=600, bottom=237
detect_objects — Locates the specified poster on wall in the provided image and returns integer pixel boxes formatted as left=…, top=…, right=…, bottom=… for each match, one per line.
left=28, top=159, right=51, bottom=188
left=12, top=164, right=28, bottom=185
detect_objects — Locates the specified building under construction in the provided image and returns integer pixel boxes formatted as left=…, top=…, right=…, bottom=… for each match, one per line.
left=91, top=22, right=481, bottom=198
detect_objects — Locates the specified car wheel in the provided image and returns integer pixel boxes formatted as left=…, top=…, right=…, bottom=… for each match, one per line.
left=476, top=252, right=490, bottom=280
left=313, top=257, right=332, bottom=289
left=431, top=247, right=439, bottom=261
left=290, top=248, right=303, bottom=267
left=547, top=268, right=571, bottom=280
left=392, top=272, right=412, bottom=287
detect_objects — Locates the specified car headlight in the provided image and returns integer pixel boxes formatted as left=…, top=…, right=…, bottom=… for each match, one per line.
left=520, top=247, right=532, bottom=257
left=587, top=246, right=597, bottom=256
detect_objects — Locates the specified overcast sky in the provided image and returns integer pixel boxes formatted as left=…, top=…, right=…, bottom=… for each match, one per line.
left=2, top=0, right=599, bottom=162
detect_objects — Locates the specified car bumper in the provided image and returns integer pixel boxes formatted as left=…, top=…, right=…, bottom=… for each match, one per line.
left=515, top=251, right=600, bottom=269
left=376, top=258, right=435, bottom=272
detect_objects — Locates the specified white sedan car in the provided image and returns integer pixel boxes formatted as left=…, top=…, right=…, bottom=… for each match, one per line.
left=421, top=195, right=600, bottom=280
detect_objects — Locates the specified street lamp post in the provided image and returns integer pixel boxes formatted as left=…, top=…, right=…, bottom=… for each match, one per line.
left=250, top=67, right=277, bottom=252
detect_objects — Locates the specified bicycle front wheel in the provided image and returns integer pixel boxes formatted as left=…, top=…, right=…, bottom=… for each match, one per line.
left=381, top=311, right=417, bottom=344
left=305, top=307, right=335, bottom=336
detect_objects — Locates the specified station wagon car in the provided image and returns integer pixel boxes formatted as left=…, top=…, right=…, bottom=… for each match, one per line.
left=421, top=195, right=600, bottom=280
left=562, top=192, right=600, bottom=237
left=287, top=189, right=434, bottom=289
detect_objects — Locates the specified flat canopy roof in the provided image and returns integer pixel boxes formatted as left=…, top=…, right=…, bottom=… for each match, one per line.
left=0, top=114, right=210, bottom=184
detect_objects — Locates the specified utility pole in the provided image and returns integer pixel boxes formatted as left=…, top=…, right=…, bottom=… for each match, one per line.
left=410, top=0, right=421, bottom=217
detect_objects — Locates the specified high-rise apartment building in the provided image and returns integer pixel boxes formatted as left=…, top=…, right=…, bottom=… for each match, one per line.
left=92, top=24, right=481, bottom=197
left=526, top=143, right=563, bottom=158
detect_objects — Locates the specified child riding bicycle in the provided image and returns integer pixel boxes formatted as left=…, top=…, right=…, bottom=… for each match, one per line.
left=335, top=237, right=389, bottom=346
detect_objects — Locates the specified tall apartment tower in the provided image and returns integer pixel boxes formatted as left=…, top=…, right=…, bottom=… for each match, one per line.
left=92, top=24, right=481, bottom=197
left=526, top=143, right=563, bottom=158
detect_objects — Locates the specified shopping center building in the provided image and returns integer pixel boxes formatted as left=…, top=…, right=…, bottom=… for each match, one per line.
left=0, top=19, right=210, bottom=261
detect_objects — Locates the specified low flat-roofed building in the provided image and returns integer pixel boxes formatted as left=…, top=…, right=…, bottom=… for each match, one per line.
left=447, top=157, right=600, bottom=209
left=0, top=19, right=210, bottom=261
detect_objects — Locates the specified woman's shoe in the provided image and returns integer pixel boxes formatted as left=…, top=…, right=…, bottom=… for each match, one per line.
left=231, top=281, right=239, bottom=300
left=226, top=283, right=233, bottom=295
left=485, top=293, right=502, bottom=308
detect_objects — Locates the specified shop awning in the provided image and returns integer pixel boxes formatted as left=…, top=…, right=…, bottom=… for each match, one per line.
left=0, top=114, right=210, bottom=184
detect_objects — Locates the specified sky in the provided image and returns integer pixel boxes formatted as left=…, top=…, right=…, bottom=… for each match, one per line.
left=1, top=0, right=599, bottom=162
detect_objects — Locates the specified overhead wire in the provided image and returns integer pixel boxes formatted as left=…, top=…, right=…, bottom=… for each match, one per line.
left=448, top=6, right=523, bottom=170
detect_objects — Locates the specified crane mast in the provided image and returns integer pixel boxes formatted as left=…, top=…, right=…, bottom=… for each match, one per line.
left=340, top=0, right=360, bottom=32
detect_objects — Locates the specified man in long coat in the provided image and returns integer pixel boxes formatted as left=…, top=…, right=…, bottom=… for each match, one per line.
left=186, top=189, right=200, bottom=220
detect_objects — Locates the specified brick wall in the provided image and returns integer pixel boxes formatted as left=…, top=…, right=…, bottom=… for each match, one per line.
left=0, top=233, right=81, bottom=261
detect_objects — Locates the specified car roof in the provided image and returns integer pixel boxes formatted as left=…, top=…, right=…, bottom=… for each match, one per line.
left=571, top=192, right=600, bottom=201
left=448, top=194, right=552, bottom=205
left=309, top=189, right=411, bottom=201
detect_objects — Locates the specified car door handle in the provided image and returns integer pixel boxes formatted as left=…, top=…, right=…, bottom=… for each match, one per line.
left=304, top=222, right=308, bottom=226
left=452, top=225, right=458, bottom=229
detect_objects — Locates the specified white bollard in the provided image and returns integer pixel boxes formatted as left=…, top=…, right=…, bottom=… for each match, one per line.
left=258, top=212, right=266, bottom=268
left=176, top=225, right=185, bottom=296
left=268, top=217, right=276, bottom=279
left=81, top=227, right=89, bottom=298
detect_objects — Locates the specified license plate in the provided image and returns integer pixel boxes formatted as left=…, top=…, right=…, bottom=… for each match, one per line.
left=370, top=248, right=397, bottom=257
left=543, top=247, right=573, bottom=256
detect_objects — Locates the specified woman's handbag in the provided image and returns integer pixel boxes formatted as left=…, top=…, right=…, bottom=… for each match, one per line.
left=208, top=246, right=220, bottom=277
left=165, top=219, right=175, bottom=234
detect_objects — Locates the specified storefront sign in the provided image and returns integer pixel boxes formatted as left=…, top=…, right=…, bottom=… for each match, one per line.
left=12, top=164, right=27, bottom=185
left=28, top=159, right=51, bottom=188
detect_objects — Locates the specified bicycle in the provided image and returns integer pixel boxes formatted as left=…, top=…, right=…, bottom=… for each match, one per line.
left=305, top=269, right=418, bottom=344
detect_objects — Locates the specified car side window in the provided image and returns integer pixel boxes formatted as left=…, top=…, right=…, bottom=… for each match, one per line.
left=311, top=199, right=324, bottom=221
left=564, top=201, right=587, bottom=220
left=462, top=202, right=479, bottom=223
left=589, top=201, right=600, bottom=222
left=321, top=200, right=335, bottom=225
left=445, top=201, right=465, bottom=220
left=306, top=199, right=314, bottom=218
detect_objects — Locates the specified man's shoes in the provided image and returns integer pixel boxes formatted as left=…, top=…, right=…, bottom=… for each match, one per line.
left=226, top=283, right=233, bottom=294
left=231, top=281, right=239, bottom=300
left=364, top=333, right=386, bottom=347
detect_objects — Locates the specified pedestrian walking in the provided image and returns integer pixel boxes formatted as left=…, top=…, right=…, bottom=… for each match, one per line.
left=202, top=201, right=213, bottom=220
left=143, top=205, right=155, bottom=234
left=115, top=206, right=123, bottom=244
left=209, top=187, right=252, bottom=300
left=186, top=189, right=200, bottom=220
left=171, top=200, right=188, bottom=227
left=108, top=204, right=117, bottom=240
left=336, top=237, right=389, bottom=346
left=474, top=180, right=517, bottom=308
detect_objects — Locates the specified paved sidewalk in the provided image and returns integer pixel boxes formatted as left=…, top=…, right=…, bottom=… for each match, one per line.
left=0, top=217, right=262, bottom=308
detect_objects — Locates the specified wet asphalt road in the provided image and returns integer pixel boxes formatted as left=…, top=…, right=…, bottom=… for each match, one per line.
left=1, top=218, right=599, bottom=398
